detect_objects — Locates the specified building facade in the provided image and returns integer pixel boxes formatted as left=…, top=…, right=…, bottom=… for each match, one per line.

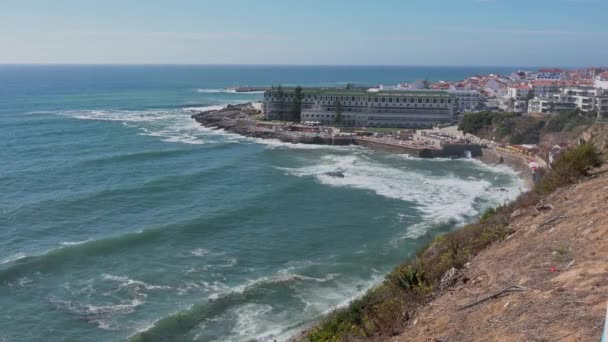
left=535, top=68, right=566, bottom=81
left=448, top=89, right=481, bottom=114
left=263, top=88, right=456, bottom=128
left=507, top=84, right=533, bottom=101
left=595, top=72, right=608, bottom=90
left=528, top=86, right=608, bottom=118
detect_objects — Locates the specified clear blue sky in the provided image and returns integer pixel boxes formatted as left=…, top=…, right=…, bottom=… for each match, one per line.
left=1, top=0, right=607, bottom=66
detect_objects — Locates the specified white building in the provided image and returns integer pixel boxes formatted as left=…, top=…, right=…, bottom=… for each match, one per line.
left=565, top=87, right=606, bottom=115
left=448, top=89, right=481, bottom=114
left=507, top=84, right=533, bottom=101
left=595, top=71, right=608, bottom=90
left=263, top=88, right=457, bottom=128
left=531, top=80, right=562, bottom=96
left=528, top=93, right=576, bottom=113
left=528, top=86, right=608, bottom=118
left=535, top=68, right=566, bottom=81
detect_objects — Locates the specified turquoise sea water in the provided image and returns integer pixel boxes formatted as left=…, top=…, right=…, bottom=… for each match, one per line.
left=1, top=65, right=525, bottom=341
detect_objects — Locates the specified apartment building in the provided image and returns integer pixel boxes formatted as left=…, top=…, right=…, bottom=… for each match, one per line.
left=263, top=88, right=456, bottom=128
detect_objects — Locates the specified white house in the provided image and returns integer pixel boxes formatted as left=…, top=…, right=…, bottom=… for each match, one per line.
left=507, top=84, right=533, bottom=101
left=595, top=72, right=608, bottom=90
left=531, top=80, right=562, bottom=96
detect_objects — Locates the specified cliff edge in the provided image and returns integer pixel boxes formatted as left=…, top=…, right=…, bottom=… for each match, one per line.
left=394, top=166, right=608, bottom=341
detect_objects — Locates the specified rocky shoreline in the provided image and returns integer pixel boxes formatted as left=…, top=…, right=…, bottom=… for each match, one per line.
left=190, top=103, right=490, bottom=160
left=190, top=103, right=354, bottom=145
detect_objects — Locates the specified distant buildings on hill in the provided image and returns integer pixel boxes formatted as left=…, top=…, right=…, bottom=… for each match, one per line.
left=262, top=67, right=608, bottom=127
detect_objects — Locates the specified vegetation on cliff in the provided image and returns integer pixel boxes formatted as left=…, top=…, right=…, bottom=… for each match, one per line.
left=458, top=110, right=595, bottom=145
left=305, top=143, right=603, bottom=341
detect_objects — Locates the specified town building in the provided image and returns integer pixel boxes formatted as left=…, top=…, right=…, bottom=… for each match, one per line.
left=531, top=80, right=562, bottom=95
left=528, top=93, right=576, bottom=113
left=528, top=86, right=608, bottom=118
left=535, top=68, right=566, bottom=81
left=447, top=89, right=482, bottom=114
left=507, top=84, right=533, bottom=101
left=263, top=88, right=457, bottom=128
left=595, top=71, right=608, bottom=90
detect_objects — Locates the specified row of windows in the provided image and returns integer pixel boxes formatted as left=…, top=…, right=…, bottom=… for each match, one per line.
left=267, top=96, right=452, bottom=104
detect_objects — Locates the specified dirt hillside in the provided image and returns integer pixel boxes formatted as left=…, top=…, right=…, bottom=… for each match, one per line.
left=393, top=168, right=608, bottom=342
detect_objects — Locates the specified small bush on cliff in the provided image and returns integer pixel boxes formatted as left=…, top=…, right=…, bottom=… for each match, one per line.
left=537, top=143, right=602, bottom=193
left=544, top=110, right=594, bottom=133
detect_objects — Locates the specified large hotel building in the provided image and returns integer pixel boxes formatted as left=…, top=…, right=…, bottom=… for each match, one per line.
left=262, top=88, right=457, bottom=128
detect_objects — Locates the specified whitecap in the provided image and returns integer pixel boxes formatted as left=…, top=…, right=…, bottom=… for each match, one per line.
left=102, top=274, right=172, bottom=291
left=49, top=296, right=144, bottom=330
left=279, top=153, right=525, bottom=236
left=1, top=252, right=27, bottom=265
left=60, top=240, right=91, bottom=246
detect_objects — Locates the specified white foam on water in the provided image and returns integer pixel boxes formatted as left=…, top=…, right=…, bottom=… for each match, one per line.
left=182, top=105, right=226, bottom=113
left=60, top=239, right=91, bottom=246
left=191, top=248, right=212, bottom=257
left=196, top=88, right=230, bottom=93
left=190, top=248, right=226, bottom=257
left=246, top=136, right=359, bottom=151
left=7, top=276, right=34, bottom=288
left=224, top=304, right=281, bottom=342
left=56, top=106, right=234, bottom=145
left=279, top=153, right=525, bottom=240
left=49, top=295, right=145, bottom=330
left=1, top=252, right=26, bottom=265
left=195, top=88, right=265, bottom=94
left=102, top=274, right=172, bottom=291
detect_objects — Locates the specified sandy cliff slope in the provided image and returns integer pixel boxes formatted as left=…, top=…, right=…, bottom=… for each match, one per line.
left=394, top=168, right=608, bottom=342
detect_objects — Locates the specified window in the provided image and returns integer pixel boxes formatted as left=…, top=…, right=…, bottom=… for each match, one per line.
left=382, top=98, right=386, bottom=103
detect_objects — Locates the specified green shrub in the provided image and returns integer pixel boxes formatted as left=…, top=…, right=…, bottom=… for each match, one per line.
left=545, top=110, right=594, bottom=133
left=481, top=207, right=497, bottom=221
left=537, top=143, right=602, bottom=193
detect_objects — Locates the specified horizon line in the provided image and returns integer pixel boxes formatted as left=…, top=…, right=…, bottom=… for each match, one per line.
left=0, top=63, right=596, bottom=69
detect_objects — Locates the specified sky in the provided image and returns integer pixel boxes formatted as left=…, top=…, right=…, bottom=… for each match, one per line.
left=0, top=0, right=607, bottom=66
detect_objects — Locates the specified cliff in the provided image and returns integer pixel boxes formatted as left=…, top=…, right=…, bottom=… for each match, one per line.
left=304, top=135, right=606, bottom=341
left=392, top=166, right=608, bottom=341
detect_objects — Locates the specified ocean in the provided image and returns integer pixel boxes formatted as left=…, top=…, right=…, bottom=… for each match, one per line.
left=0, top=65, right=525, bottom=341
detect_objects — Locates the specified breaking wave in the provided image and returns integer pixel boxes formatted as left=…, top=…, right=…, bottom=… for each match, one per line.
left=129, top=266, right=370, bottom=342
left=278, top=153, right=524, bottom=236
left=54, top=106, right=231, bottom=145
left=195, top=89, right=265, bottom=94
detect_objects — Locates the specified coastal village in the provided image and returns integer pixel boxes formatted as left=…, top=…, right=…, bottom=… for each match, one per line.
left=189, top=69, right=608, bottom=341
left=194, top=67, right=608, bottom=183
